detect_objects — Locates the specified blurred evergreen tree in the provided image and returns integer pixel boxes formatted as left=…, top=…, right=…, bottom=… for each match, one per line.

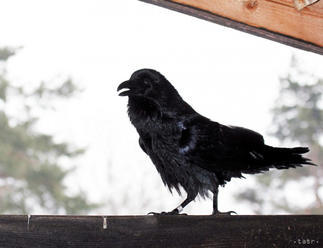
left=237, top=56, right=322, bottom=214
left=0, top=47, right=97, bottom=214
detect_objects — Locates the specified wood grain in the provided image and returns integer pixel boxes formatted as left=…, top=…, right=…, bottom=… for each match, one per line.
left=139, top=0, right=323, bottom=54
left=171, top=0, right=323, bottom=45
left=0, top=215, right=322, bottom=247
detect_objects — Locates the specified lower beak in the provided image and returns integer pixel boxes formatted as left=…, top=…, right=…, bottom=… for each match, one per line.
left=117, top=80, right=132, bottom=96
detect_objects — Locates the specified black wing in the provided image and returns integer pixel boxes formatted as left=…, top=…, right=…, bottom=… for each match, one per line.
left=138, top=132, right=153, bottom=155
left=180, top=116, right=266, bottom=173
left=139, top=137, right=147, bottom=154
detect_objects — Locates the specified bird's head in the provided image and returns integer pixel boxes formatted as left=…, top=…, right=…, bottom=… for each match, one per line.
left=118, top=69, right=196, bottom=118
left=117, top=69, right=179, bottom=101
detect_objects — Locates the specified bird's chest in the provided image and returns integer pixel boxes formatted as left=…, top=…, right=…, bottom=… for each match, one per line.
left=137, top=120, right=183, bottom=168
left=146, top=126, right=181, bottom=155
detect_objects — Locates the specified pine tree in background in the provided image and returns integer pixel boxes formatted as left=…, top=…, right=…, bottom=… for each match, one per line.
left=0, top=47, right=98, bottom=214
left=237, top=56, right=322, bottom=214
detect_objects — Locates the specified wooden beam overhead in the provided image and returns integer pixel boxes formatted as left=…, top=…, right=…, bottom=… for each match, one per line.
left=139, top=0, right=323, bottom=55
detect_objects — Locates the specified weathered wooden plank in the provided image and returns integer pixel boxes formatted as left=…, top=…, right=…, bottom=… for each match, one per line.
left=139, top=0, right=323, bottom=55
left=0, top=215, right=322, bottom=247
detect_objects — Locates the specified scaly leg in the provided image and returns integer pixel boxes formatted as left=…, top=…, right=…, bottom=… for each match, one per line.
left=148, top=193, right=196, bottom=215
left=212, top=186, right=237, bottom=215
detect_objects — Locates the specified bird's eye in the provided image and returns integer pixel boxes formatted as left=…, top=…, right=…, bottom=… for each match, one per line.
left=143, top=79, right=149, bottom=85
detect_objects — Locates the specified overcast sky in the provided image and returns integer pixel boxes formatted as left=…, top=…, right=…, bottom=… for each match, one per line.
left=0, top=0, right=322, bottom=214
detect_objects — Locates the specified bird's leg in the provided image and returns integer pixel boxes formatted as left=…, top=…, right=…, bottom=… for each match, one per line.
left=148, top=194, right=196, bottom=215
left=212, top=186, right=237, bottom=215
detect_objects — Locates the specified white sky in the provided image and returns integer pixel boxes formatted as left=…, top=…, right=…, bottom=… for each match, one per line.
left=0, top=0, right=322, bottom=215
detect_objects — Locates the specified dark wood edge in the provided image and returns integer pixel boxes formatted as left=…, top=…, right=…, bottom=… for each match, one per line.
left=0, top=214, right=322, bottom=217
left=138, top=0, right=323, bottom=55
left=0, top=215, right=321, bottom=248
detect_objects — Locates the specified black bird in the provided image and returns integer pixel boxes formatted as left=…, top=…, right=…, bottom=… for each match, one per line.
left=117, top=69, right=314, bottom=215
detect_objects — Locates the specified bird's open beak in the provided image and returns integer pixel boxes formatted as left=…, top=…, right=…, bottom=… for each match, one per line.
left=117, top=80, right=133, bottom=96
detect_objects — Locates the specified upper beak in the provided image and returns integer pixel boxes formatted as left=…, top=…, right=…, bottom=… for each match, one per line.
left=117, top=80, right=133, bottom=96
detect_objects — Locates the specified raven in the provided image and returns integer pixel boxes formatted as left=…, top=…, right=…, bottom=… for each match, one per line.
left=117, top=69, right=314, bottom=215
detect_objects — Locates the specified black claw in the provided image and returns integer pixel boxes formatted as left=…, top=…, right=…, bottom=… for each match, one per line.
left=147, top=212, right=159, bottom=215
left=147, top=211, right=169, bottom=215
left=212, top=210, right=237, bottom=216
left=147, top=210, right=187, bottom=215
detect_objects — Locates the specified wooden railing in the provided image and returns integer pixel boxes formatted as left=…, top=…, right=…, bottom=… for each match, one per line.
left=0, top=215, right=322, bottom=247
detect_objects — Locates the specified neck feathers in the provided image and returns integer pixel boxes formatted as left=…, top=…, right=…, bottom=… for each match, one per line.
left=127, top=96, right=161, bottom=127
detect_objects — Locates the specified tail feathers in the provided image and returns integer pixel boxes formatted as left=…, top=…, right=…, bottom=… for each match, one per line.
left=289, top=147, right=310, bottom=154
left=263, top=145, right=315, bottom=170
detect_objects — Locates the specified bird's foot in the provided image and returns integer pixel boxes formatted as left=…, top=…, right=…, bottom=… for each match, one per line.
left=148, top=209, right=187, bottom=215
left=212, top=210, right=237, bottom=216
